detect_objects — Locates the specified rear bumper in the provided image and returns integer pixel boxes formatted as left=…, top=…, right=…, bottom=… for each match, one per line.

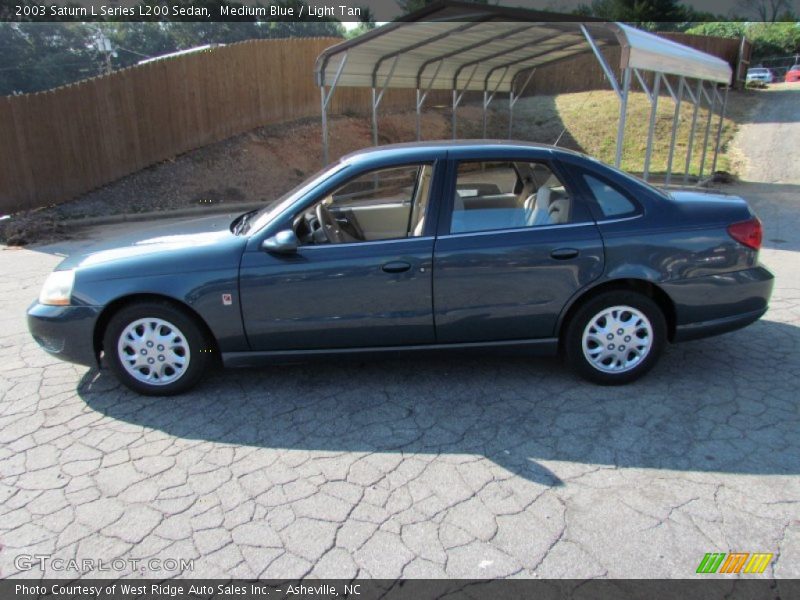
left=673, top=307, right=768, bottom=342
left=27, top=302, right=101, bottom=367
left=664, top=266, right=774, bottom=343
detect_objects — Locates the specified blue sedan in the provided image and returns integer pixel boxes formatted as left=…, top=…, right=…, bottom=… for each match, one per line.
left=28, top=142, right=774, bottom=395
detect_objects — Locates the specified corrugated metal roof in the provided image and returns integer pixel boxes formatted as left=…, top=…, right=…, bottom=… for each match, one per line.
left=315, top=5, right=732, bottom=92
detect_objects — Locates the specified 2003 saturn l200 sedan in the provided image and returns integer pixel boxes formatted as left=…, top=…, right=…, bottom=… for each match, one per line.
left=28, top=142, right=774, bottom=395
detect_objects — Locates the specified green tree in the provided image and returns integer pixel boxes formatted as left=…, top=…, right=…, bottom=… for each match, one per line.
left=345, top=5, right=378, bottom=39
left=747, top=21, right=800, bottom=58
left=685, top=21, right=800, bottom=60
left=683, top=22, right=748, bottom=38
left=575, top=0, right=690, bottom=24
left=0, top=23, right=105, bottom=95
left=397, top=0, right=488, bottom=16
left=99, top=23, right=180, bottom=68
left=737, top=0, right=795, bottom=22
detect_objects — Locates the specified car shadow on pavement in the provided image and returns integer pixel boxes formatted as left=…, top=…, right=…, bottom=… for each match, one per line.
left=77, top=318, right=799, bottom=487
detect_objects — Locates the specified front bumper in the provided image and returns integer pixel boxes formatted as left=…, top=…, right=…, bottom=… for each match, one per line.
left=663, top=266, right=775, bottom=343
left=27, top=302, right=102, bottom=367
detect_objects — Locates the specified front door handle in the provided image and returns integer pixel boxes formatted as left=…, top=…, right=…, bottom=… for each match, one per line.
left=382, top=261, right=412, bottom=273
left=550, top=248, right=579, bottom=260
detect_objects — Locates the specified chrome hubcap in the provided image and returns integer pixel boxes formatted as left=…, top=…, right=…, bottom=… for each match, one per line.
left=117, top=318, right=190, bottom=386
left=581, top=305, right=653, bottom=374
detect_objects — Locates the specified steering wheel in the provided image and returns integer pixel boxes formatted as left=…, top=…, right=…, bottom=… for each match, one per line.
left=316, top=202, right=345, bottom=244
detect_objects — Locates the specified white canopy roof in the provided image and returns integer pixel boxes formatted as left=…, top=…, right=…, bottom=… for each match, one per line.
left=315, top=4, right=732, bottom=93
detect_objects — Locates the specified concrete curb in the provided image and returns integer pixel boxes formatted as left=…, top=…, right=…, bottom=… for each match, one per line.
left=60, top=202, right=265, bottom=229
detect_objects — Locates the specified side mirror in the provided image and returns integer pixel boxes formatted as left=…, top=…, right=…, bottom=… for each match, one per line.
left=262, top=230, right=299, bottom=255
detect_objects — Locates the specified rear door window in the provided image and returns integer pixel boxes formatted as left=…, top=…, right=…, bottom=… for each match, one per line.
left=450, top=161, right=573, bottom=234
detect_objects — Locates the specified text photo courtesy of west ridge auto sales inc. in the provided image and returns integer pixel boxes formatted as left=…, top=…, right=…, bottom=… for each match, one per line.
left=1, top=0, right=799, bottom=599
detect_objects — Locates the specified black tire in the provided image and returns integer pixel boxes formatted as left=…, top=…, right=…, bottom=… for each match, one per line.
left=102, top=301, right=212, bottom=396
left=564, top=290, right=667, bottom=385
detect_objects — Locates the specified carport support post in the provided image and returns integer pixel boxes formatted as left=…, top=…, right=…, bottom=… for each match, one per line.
left=319, top=52, right=348, bottom=165
left=372, top=88, right=379, bottom=146
left=683, top=80, right=703, bottom=184
left=415, top=60, right=443, bottom=142
left=452, top=89, right=458, bottom=139
left=665, top=77, right=685, bottom=187
left=615, top=67, right=631, bottom=168
left=711, top=86, right=729, bottom=174
left=581, top=24, right=621, bottom=98
left=698, top=85, right=717, bottom=180
left=371, top=55, right=400, bottom=147
left=482, top=91, right=489, bottom=138
left=452, top=64, right=480, bottom=139
left=416, top=89, right=422, bottom=141
left=321, top=87, right=329, bottom=165
left=507, top=68, right=535, bottom=139
left=508, top=91, right=515, bottom=139
left=643, top=72, right=661, bottom=182
left=482, top=67, right=508, bottom=139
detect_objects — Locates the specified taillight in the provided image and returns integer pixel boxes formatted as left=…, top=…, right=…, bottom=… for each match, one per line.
left=727, top=218, right=762, bottom=250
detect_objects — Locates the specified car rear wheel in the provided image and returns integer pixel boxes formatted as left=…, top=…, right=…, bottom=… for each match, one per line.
left=103, top=301, right=212, bottom=396
left=564, top=291, right=667, bottom=385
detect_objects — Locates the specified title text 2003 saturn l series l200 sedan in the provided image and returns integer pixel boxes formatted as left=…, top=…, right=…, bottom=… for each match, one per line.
left=28, top=142, right=774, bottom=395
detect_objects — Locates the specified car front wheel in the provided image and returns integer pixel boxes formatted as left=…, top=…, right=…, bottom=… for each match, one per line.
left=102, top=301, right=212, bottom=396
left=564, top=291, right=667, bottom=385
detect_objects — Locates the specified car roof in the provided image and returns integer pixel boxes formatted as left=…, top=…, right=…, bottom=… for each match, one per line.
left=341, top=140, right=586, bottom=165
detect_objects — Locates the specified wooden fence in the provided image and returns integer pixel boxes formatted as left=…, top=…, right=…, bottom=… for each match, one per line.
left=0, top=37, right=428, bottom=214
left=0, top=33, right=750, bottom=214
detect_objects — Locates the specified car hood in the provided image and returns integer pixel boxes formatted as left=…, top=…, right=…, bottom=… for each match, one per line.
left=57, top=213, right=244, bottom=272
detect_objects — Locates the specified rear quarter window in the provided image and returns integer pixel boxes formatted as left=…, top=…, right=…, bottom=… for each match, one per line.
left=583, top=174, right=639, bottom=218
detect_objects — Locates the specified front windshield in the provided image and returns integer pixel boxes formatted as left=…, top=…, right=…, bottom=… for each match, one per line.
left=243, top=161, right=349, bottom=234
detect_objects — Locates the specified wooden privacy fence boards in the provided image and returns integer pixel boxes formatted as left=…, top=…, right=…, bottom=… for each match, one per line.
left=0, top=34, right=747, bottom=214
left=0, top=37, right=413, bottom=214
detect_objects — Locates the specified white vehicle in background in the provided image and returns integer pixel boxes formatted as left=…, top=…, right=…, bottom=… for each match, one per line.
left=746, top=68, right=775, bottom=83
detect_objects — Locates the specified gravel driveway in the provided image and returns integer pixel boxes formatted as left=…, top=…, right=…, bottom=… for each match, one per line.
left=734, top=84, right=800, bottom=185
left=1, top=89, right=799, bottom=580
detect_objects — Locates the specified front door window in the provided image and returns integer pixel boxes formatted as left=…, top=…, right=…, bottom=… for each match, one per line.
left=294, top=164, right=434, bottom=245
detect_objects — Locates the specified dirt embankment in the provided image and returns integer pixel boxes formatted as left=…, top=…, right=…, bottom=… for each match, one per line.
left=0, top=109, right=462, bottom=245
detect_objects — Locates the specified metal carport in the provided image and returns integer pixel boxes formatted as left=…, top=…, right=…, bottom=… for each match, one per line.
left=314, top=1, right=732, bottom=185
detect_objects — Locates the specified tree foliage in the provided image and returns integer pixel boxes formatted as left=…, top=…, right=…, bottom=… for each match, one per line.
left=577, top=0, right=689, bottom=23
left=686, top=21, right=800, bottom=59
left=396, top=0, right=488, bottom=16
left=0, top=23, right=107, bottom=95
left=736, top=0, right=795, bottom=22
left=344, top=5, right=377, bottom=39
left=1, top=1, right=345, bottom=95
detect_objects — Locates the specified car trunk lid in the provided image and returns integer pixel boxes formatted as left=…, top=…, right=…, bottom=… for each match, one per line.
left=667, top=190, right=754, bottom=227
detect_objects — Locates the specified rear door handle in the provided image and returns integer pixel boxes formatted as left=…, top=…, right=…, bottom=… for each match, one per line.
left=550, top=248, right=579, bottom=260
left=382, top=261, right=411, bottom=273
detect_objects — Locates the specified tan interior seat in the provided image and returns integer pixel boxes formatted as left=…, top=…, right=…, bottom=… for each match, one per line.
left=526, top=185, right=552, bottom=226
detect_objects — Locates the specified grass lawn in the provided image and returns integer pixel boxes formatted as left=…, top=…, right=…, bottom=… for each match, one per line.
left=462, top=87, right=758, bottom=180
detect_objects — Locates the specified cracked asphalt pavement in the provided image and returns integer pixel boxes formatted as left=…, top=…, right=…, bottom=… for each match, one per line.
left=1, top=90, right=799, bottom=579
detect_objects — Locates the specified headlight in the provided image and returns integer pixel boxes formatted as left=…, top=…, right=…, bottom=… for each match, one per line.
left=39, top=270, right=75, bottom=306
